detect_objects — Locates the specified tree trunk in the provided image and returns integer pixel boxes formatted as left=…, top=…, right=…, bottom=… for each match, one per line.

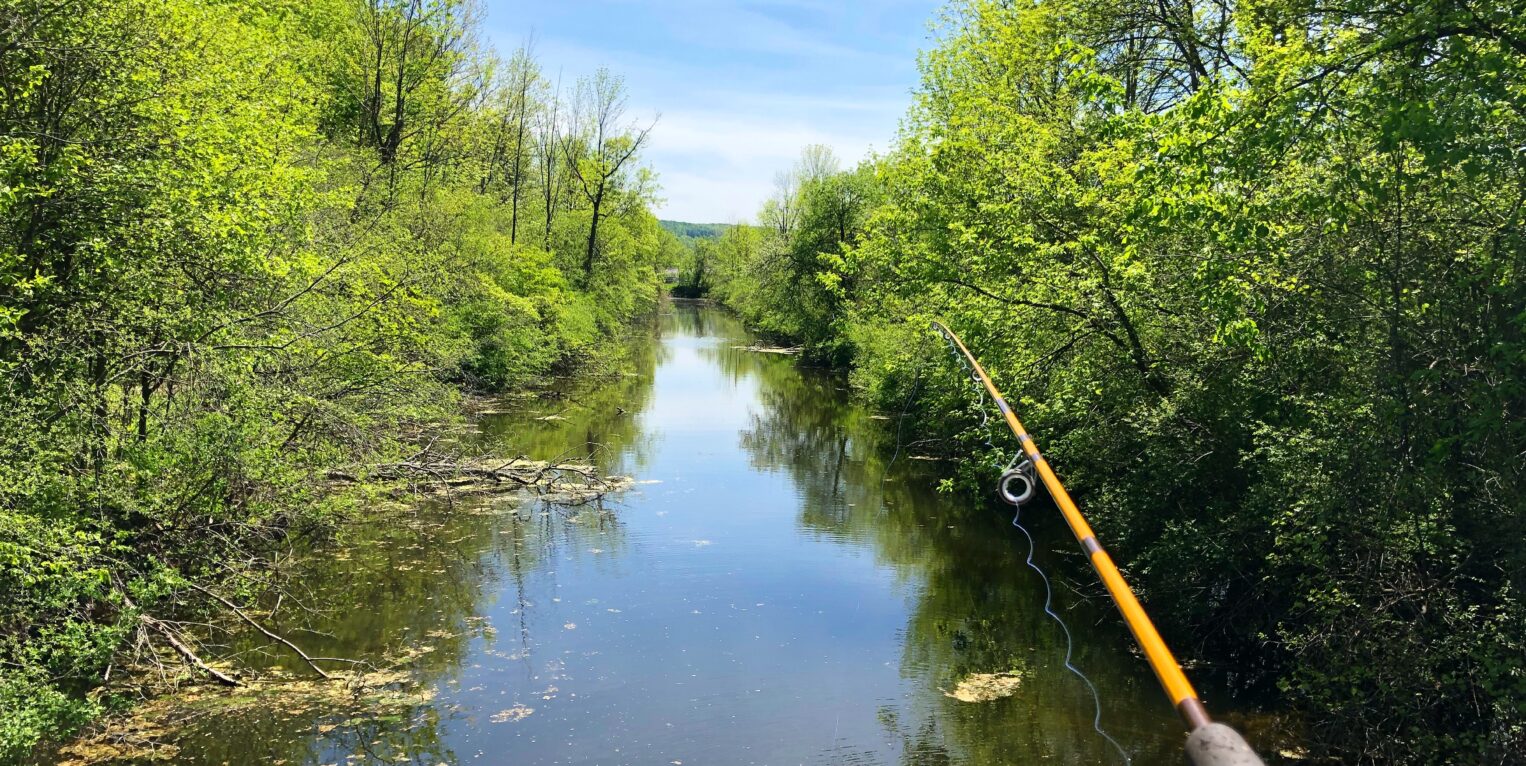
left=510, top=79, right=530, bottom=244
left=584, top=185, right=604, bottom=281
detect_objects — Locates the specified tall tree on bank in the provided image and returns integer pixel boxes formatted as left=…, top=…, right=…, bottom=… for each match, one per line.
left=336, top=0, right=477, bottom=200
left=563, top=69, right=654, bottom=283
left=506, top=42, right=535, bottom=243
left=536, top=74, right=563, bottom=249
left=478, top=39, right=539, bottom=244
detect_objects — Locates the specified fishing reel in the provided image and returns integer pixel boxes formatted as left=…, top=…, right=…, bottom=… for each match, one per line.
left=997, top=459, right=1037, bottom=507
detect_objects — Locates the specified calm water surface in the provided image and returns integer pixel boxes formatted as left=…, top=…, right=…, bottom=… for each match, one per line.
left=169, top=304, right=1277, bottom=765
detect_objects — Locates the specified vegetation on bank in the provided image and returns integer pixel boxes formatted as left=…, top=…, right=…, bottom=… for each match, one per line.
left=690, top=0, right=1526, bottom=761
left=664, top=220, right=728, bottom=298
left=0, top=0, right=673, bottom=759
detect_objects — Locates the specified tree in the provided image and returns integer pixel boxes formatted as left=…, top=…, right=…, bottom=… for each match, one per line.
left=331, top=0, right=478, bottom=203
left=477, top=39, right=539, bottom=244
left=562, top=69, right=655, bottom=282
left=0, top=0, right=670, bottom=757
left=536, top=73, right=565, bottom=249
left=707, top=0, right=1526, bottom=760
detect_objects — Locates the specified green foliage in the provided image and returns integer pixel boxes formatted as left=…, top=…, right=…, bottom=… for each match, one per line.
left=671, top=239, right=713, bottom=299
left=0, top=671, right=97, bottom=765
left=700, top=146, right=881, bottom=362
left=724, top=0, right=1526, bottom=760
left=663, top=221, right=730, bottom=297
left=0, top=0, right=664, bottom=758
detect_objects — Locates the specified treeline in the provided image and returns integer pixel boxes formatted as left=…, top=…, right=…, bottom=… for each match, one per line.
left=0, top=0, right=673, bottom=758
left=693, top=0, right=1526, bottom=761
left=660, top=220, right=729, bottom=244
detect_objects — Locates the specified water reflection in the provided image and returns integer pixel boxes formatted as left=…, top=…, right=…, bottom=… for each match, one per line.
left=475, top=318, right=665, bottom=476
left=715, top=311, right=1184, bottom=764
left=159, top=303, right=1260, bottom=765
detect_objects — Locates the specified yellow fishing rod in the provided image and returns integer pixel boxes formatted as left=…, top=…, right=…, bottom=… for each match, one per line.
left=932, top=321, right=1263, bottom=766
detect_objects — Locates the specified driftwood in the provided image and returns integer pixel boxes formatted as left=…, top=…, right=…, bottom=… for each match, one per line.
left=732, top=344, right=802, bottom=355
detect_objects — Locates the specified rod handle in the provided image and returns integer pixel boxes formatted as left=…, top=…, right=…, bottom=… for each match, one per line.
left=1186, top=723, right=1266, bottom=766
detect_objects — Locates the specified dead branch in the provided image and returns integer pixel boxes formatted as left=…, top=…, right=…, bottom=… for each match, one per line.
left=183, top=581, right=333, bottom=680
left=139, top=615, right=242, bottom=687
left=343, top=458, right=607, bottom=489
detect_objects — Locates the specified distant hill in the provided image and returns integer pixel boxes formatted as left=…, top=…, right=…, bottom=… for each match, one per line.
left=661, top=220, right=730, bottom=242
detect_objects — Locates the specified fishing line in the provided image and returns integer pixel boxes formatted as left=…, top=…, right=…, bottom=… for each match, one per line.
left=937, top=333, right=1133, bottom=765
left=1009, top=505, right=1133, bottom=764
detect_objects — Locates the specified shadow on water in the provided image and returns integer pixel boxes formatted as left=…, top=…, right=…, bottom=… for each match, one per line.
left=153, top=303, right=1283, bottom=765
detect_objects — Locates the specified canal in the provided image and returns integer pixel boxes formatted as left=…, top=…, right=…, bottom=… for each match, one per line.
left=156, top=303, right=1277, bottom=765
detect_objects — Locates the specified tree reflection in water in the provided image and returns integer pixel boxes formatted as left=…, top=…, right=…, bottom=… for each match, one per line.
left=713, top=305, right=1184, bottom=765
left=160, top=325, right=664, bottom=765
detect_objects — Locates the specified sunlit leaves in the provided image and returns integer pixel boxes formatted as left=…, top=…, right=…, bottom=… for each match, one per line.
left=827, top=0, right=1526, bottom=759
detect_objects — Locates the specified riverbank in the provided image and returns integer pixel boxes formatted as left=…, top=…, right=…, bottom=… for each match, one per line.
left=665, top=0, right=1526, bottom=757
left=48, top=464, right=631, bottom=766
left=3, top=310, right=665, bottom=766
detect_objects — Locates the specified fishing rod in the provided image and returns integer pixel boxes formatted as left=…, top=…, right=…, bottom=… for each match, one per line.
left=931, top=321, right=1264, bottom=766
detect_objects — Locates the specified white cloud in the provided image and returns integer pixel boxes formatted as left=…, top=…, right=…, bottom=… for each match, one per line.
left=647, top=110, right=878, bottom=170
left=653, top=171, right=774, bottom=226
left=481, top=0, right=934, bottom=223
left=643, top=109, right=891, bottom=223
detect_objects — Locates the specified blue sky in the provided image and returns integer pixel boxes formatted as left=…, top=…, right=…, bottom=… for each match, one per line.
left=482, top=1, right=940, bottom=224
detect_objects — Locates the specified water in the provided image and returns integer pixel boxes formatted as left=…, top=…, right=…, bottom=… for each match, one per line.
left=160, top=304, right=1279, bottom=765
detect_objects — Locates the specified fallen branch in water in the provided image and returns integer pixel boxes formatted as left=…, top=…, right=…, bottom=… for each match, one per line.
left=732, top=344, right=802, bottom=355
left=119, top=589, right=242, bottom=688
left=183, top=581, right=333, bottom=680
left=328, top=457, right=623, bottom=499
left=138, top=614, right=241, bottom=688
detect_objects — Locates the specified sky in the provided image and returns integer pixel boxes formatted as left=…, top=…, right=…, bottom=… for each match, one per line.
left=482, top=0, right=941, bottom=224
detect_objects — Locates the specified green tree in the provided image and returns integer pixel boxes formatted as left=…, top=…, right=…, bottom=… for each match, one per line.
left=562, top=69, right=655, bottom=283
left=703, top=147, right=879, bottom=361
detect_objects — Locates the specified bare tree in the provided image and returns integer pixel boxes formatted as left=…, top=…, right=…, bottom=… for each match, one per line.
left=479, top=37, right=539, bottom=243
left=761, top=170, right=800, bottom=239
left=506, top=41, right=537, bottom=244
left=796, top=143, right=839, bottom=185
left=759, top=145, right=836, bottom=240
